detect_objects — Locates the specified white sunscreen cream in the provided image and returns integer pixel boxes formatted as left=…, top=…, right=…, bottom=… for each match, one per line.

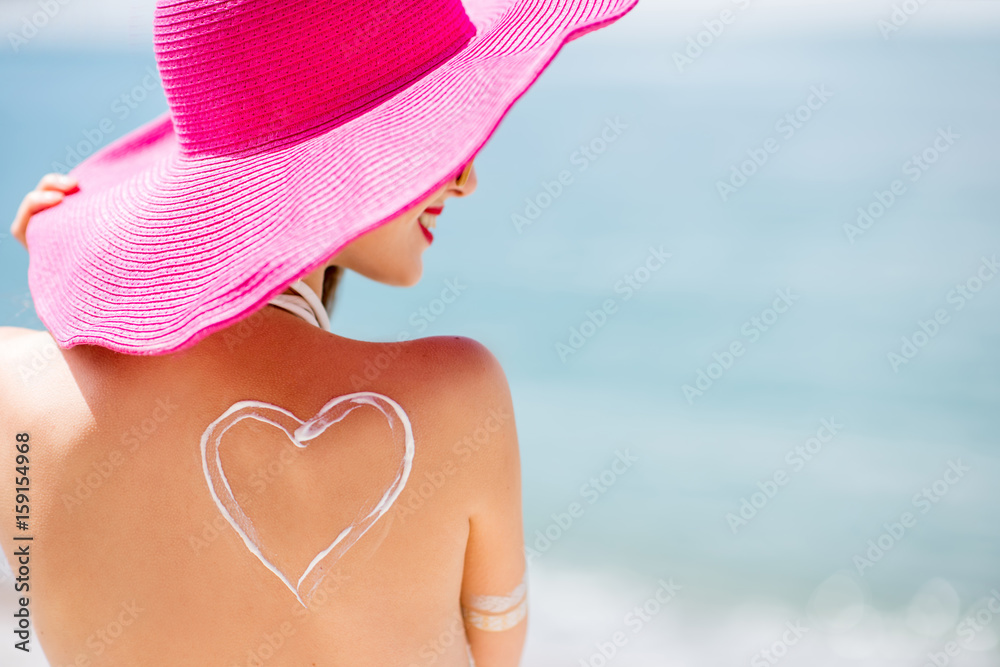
left=200, top=392, right=414, bottom=607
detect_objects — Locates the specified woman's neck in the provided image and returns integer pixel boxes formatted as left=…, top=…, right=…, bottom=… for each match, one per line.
left=297, top=265, right=327, bottom=300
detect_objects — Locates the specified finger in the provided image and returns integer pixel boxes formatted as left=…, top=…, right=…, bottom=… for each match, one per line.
left=10, top=190, right=64, bottom=248
left=36, top=172, right=78, bottom=194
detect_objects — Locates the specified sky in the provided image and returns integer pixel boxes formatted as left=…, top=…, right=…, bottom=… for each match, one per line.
left=3, top=0, right=1000, bottom=53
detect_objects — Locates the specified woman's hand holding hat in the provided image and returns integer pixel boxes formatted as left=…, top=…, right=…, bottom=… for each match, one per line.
left=10, top=173, right=77, bottom=248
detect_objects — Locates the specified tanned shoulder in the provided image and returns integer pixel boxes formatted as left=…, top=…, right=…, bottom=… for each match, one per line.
left=405, top=335, right=519, bottom=492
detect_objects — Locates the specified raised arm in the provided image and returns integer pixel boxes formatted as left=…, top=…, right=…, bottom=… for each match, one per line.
left=9, top=173, right=77, bottom=248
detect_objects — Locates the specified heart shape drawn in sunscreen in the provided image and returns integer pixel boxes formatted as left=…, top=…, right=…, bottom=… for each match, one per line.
left=200, top=392, right=414, bottom=607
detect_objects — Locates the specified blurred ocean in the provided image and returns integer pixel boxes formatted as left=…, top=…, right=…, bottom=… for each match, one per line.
left=1, top=1, right=999, bottom=665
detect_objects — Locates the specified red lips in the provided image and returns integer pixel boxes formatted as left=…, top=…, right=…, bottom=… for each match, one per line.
left=419, top=220, right=434, bottom=243
left=419, top=206, right=442, bottom=244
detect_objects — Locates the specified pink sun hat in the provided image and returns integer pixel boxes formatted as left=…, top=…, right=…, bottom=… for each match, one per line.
left=26, top=0, right=638, bottom=355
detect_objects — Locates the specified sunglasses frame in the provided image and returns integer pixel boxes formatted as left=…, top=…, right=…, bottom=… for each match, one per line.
left=455, top=161, right=474, bottom=187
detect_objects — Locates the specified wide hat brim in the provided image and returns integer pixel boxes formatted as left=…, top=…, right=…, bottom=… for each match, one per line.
left=27, top=0, right=638, bottom=355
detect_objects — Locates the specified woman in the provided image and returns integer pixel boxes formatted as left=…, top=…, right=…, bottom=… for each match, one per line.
left=1, top=0, right=636, bottom=665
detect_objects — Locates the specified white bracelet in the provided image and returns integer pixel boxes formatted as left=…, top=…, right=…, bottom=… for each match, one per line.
left=462, top=577, right=528, bottom=632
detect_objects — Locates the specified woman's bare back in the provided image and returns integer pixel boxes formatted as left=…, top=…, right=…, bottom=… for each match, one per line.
left=0, top=305, right=524, bottom=667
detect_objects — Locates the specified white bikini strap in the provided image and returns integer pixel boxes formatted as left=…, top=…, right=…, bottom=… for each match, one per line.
left=267, top=280, right=331, bottom=332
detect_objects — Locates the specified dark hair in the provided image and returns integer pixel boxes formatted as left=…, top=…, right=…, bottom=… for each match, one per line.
left=321, top=265, right=344, bottom=318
